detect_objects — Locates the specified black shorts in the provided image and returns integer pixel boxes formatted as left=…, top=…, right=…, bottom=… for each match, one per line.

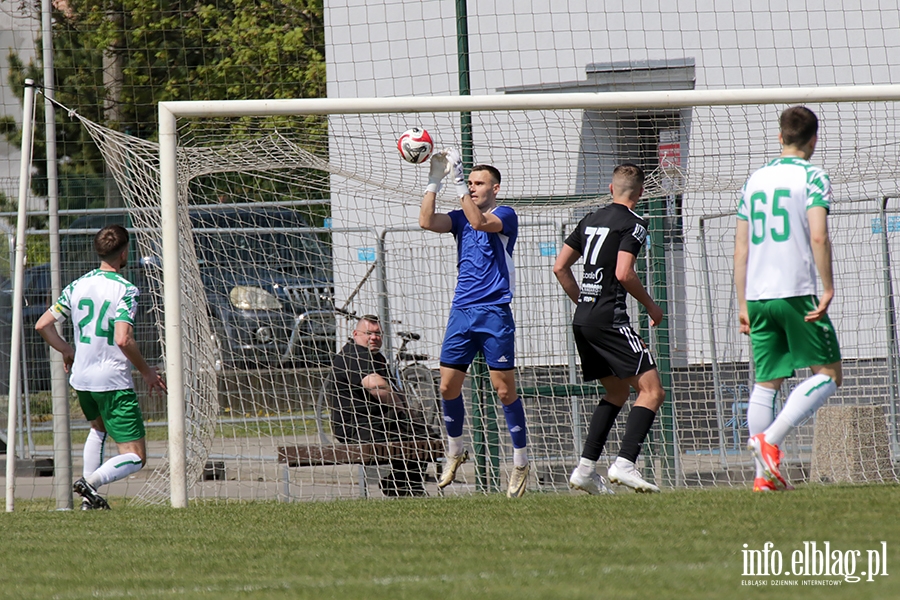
left=573, top=324, right=656, bottom=381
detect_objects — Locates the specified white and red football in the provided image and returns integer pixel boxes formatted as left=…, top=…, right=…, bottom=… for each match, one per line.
left=397, top=127, right=434, bottom=164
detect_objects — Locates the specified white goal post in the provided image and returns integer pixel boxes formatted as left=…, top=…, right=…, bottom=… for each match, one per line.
left=157, top=85, right=900, bottom=508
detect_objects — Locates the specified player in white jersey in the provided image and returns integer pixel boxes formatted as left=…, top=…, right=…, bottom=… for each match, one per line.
left=734, top=106, right=842, bottom=492
left=36, top=225, right=166, bottom=509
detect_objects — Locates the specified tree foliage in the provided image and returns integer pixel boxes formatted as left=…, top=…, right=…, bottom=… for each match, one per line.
left=45, top=0, right=324, bottom=133
left=4, top=0, right=326, bottom=209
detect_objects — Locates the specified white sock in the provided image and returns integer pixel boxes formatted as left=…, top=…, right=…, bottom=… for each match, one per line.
left=513, top=446, right=529, bottom=468
left=83, top=428, right=107, bottom=479
left=747, top=385, right=778, bottom=478
left=86, top=453, right=144, bottom=488
left=577, top=457, right=596, bottom=478
left=765, top=374, right=837, bottom=446
left=447, top=435, right=465, bottom=457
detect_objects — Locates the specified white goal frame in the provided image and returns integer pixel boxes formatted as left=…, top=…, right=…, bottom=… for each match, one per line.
left=158, top=84, right=900, bottom=507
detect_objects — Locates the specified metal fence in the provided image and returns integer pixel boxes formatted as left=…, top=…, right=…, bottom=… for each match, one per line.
left=3, top=200, right=900, bottom=501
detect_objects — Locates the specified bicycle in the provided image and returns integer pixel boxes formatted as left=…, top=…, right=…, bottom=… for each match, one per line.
left=392, top=330, right=442, bottom=435
left=313, top=309, right=441, bottom=444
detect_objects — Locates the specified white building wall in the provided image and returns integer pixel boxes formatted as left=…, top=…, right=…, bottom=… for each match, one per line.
left=0, top=8, right=37, bottom=206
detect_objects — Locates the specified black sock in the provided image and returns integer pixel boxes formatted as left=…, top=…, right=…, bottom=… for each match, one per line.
left=581, top=400, right=622, bottom=461
left=618, top=406, right=657, bottom=463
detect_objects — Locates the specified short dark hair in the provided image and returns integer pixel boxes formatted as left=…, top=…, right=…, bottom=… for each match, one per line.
left=780, top=106, right=818, bottom=147
left=612, top=163, right=645, bottom=189
left=471, top=164, right=501, bottom=185
left=94, top=225, right=129, bottom=260
left=357, top=314, right=380, bottom=327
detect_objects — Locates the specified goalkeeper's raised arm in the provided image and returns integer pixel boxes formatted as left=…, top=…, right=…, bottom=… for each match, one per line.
left=418, top=150, right=452, bottom=233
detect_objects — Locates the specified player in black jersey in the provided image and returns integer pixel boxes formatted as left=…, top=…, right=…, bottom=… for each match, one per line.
left=553, top=163, right=665, bottom=494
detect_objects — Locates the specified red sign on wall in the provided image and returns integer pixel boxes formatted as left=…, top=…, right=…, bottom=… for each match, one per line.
left=658, top=130, right=680, bottom=169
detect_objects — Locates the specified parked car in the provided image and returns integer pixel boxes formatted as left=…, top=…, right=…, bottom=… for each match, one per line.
left=188, top=206, right=335, bottom=369
left=0, top=206, right=335, bottom=393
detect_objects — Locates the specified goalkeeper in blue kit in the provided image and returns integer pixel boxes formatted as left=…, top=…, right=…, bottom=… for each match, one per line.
left=419, top=148, right=530, bottom=498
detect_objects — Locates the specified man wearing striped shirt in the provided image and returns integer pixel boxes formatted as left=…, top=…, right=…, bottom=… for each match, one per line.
left=736, top=106, right=842, bottom=492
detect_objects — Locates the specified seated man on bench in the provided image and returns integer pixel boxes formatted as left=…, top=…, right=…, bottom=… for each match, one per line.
left=331, top=314, right=437, bottom=496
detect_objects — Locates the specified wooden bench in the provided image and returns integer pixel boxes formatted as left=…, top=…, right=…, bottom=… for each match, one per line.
left=277, top=438, right=445, bottom=499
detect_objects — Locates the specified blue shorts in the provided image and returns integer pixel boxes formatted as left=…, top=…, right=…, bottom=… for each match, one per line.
left=440, top=304, right=516, bottom=370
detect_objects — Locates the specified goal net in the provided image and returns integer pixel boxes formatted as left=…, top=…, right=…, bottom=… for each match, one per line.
left=71, top=91, right=900, bottom=504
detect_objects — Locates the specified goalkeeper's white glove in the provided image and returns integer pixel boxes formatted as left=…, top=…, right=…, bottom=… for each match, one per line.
left=425, top=151, right=450, bottom=194
left=446, top=148, right=469, bottom=198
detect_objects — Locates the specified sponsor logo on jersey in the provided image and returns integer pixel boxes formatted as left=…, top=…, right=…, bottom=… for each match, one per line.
left=583, top=268, right=604, bottom=281
left=632, top=224, right=648, bottom=244
left=582, top=282, right=603, bottom=297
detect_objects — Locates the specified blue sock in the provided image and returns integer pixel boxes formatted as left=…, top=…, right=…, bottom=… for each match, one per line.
left=503, top=398, right=528, bottom=449
left=442, top=394, right=465, bottom=438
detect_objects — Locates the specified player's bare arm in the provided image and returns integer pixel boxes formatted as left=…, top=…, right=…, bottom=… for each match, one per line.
left=419, top=191, right=453, bottom=233
left=615, top=250, right=664, bottom=326
left=419, top=151, right=453, bottom=233
left=806, top=205, right=834, bottom=322
left=552, top=243, right=583, bottom=304
left=733, top=219, right=751, bottom=334
left=115, top=320, right=166, bottom=395
left=459, top=193, right=503, bottom=232
left=35, top=310, right=75, bottom=372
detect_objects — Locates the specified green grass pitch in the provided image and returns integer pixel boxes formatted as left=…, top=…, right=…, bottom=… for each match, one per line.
left=1, top=484, right=897, bottom=599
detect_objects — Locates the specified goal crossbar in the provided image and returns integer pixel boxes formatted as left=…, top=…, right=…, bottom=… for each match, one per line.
left=160, top=84, right=900, bottom=118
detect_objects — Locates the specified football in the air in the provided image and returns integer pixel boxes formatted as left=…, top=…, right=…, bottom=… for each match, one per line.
left=397, top=127, right=434, bottom=164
